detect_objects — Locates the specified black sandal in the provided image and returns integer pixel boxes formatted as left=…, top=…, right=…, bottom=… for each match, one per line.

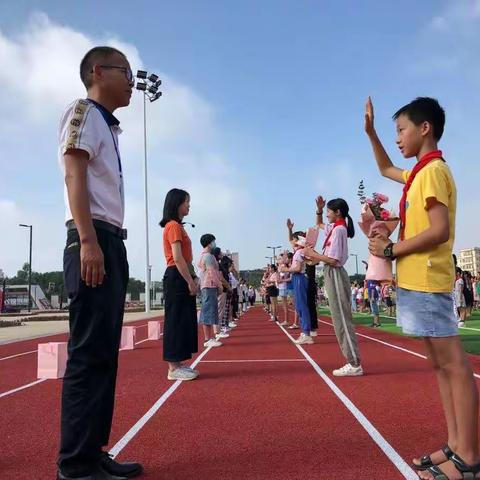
left=412, top=445, right=454, bottom=471
left=425, top=452, right=480, bottom=479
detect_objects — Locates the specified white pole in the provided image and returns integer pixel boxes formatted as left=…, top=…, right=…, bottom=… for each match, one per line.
left=143, top=93, right=151, bottom=313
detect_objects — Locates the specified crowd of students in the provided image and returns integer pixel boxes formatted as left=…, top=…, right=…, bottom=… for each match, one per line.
left=159, top=96, right=480, bottom=479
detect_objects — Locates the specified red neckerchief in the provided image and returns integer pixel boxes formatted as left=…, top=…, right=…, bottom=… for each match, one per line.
left=322, top=219, right=347, bottom=250
left=399, top=150, right=444, bottom=240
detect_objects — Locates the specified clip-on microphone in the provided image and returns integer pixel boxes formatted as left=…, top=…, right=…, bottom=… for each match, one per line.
left=182, top=221, right=195, bottom=228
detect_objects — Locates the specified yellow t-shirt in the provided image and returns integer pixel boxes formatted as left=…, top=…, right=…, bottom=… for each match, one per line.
left=396, top=159, right=456, bottom=293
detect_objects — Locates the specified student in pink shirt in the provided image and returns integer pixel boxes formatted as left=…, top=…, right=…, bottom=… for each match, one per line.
left=304, top=196, right=363, bottom=377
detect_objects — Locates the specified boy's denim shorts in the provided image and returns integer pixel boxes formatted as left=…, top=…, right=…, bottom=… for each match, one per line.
left=396, top=287, right=458, bottom=337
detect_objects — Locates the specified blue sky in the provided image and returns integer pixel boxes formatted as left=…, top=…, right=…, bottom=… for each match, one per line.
left=1, top=0, right=479, bottom=280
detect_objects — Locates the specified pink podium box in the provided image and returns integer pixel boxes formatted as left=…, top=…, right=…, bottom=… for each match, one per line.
left=37, top=342, right=68, bottom=379
left=120, top=326, right=136, bottom=351
left=148, top=321, right=162, bottom=340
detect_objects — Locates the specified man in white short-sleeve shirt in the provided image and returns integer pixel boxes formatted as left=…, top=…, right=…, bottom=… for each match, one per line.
left=57, top=46, right=142, bottom=480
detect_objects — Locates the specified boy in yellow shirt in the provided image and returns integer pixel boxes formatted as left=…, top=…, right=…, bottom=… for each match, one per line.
left=365, top=97, right=479, bottom=480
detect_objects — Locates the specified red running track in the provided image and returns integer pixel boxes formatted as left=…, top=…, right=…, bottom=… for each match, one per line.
left=1, top=306, right=480, bottom=479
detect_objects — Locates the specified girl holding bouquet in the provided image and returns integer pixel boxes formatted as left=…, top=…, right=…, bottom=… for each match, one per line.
left=303, top=196, right=363, bottom=377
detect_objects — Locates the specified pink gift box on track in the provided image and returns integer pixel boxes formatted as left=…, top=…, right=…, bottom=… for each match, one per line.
left=148, top=321, right=162, bottom=340
left=120, top=326, right=136, bottom=351
left=37, top=342, right=68, bottom=379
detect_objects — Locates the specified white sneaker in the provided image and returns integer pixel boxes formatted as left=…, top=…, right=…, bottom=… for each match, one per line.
left=310, top=330, right=318, bottom=337
left=168, top=368, right=199, bottom=381
left=180, top=365, right=199, bottom=375
left=228, top=322, right=237, bottom=328
left=458, top=321, right=466, bottom=327
left=204, top=339, right=222, bottom=348
left=294, top=333, right=314, bottom=345
left=216, top=332, right=230, bottom=339
left=332, top=363, right=364, bottom=377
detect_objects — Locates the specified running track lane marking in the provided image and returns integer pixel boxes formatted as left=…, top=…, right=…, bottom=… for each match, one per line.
left=317, top=318, right=480, bottom=381
left=288, top=307, right=480, bottom=379
left=0, top=350, right=37, bottom=361
left=276, top=322, right=418, bottom=480
left=108, top=345, right=213, bottom=458
left=0, top=324, right=155, bottom=361
left=200, top=359, right=308, bottom=363
left=0, top=337, right=163, bottom=398
left=0, top=379, right=47, bottom=399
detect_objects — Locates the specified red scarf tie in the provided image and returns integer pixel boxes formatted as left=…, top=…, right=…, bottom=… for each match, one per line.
left=322, top=219, right=347, bottom=251
left=399, top=150, right=444, bottom=240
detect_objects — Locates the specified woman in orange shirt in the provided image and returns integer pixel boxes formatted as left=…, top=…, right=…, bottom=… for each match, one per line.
left=160, top=188, right=199, bottom=381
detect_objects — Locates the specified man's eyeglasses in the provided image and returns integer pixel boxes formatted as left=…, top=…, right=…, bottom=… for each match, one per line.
left=92, top=65, right=134, bottom=84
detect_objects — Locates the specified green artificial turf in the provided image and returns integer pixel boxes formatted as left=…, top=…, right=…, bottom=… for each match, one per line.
left=317, top=307, right=480, bottom=355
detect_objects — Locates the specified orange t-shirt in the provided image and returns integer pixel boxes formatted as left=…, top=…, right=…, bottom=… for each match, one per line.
left=163, top=221, right=193, bottom=267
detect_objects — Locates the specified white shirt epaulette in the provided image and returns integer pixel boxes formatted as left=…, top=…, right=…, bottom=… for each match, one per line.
left=58, top=99, right=125, bottom=228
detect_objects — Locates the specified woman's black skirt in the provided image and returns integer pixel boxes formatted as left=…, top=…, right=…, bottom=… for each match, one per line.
left=163, top=266, right=198, bottom=362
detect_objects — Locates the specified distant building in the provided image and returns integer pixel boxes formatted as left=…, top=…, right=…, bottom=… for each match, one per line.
left=458, top=248, right=480, bottom=275
left=1, top=285, right=51, bottom=313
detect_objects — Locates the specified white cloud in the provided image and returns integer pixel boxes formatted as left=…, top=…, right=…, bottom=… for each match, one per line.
left=0, top=13, right=252, bottom=279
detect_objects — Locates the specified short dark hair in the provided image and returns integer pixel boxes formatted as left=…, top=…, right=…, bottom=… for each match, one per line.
left=159, top=188, right=189, bottom=228
left=393, top=97, right=445, bottom=141
left=80, top=46, right=126, bottom=89
left=200, top=234, right=216, bottom=248
left=292, top=231, right=306, bottom=240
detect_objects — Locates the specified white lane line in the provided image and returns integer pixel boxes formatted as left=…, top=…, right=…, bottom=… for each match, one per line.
left=109, top=345, right=213, bottom=458
left=0, top=334, right=165, bottom=398
left=0, top=350, right=37, bottom=361
left=134, top=334, right=163, bottom=346
left=200, top=359, right=307, bottom=363
left=317, top=318, right=480, bottom=381
left=276, top=322, right=417, bottom=480
left=0, top=379, right=47, bottom=399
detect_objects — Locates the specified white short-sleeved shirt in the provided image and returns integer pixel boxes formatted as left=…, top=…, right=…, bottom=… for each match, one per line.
left=322, top=223, right=348, bottom=267
left=292, top=249, right=306, bottom=273
left=58, top=99, right=125, bottom=228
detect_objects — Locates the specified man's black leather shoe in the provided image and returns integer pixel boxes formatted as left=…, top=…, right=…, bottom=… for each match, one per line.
left=57, top=466, right=128, bottom=479
left=100, top=452, right=144, bottom=478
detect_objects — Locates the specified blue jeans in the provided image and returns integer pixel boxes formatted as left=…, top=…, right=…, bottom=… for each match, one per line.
left=292, top=273, right=311, bottom=334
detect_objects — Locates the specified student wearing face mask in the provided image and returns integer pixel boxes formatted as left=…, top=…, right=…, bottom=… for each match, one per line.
left=198, top=234, right=224, bottom=348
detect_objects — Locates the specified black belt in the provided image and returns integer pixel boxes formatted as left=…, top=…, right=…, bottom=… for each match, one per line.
left=66, top=219, right=127, bottom=240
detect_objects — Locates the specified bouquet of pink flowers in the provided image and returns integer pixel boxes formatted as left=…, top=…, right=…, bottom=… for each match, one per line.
left=357, top=181, right=400, bottom=281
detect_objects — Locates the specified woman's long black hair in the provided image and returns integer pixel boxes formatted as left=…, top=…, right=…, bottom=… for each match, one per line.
left=327, top=198, right=355, bottom=238
left=159, top=188, right=189, bottom=228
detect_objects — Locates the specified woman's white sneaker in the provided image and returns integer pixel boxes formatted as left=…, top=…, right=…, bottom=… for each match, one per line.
left=310, top=331, right=318, bottom=337
left=216, top=332, right=230, bottom=339
left=294, top=333, right=314, bottom=345
left=167, top=368, right=199, bottom=381
left=332, top=363, right=364, bottom=377
left=204, top=339, right=222, bottom=348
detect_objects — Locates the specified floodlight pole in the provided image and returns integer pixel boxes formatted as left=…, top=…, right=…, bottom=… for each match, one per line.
left=19, top=224, right=33, bottom=312
left=136, top=71, right=162, bottom=313
left=142, top=91, right=151, bottom=313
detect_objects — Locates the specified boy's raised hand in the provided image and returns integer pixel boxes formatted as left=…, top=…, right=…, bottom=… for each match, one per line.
left=364, top=96, right=375, bottom=137
left=287, top=218, right=294, bottom=230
